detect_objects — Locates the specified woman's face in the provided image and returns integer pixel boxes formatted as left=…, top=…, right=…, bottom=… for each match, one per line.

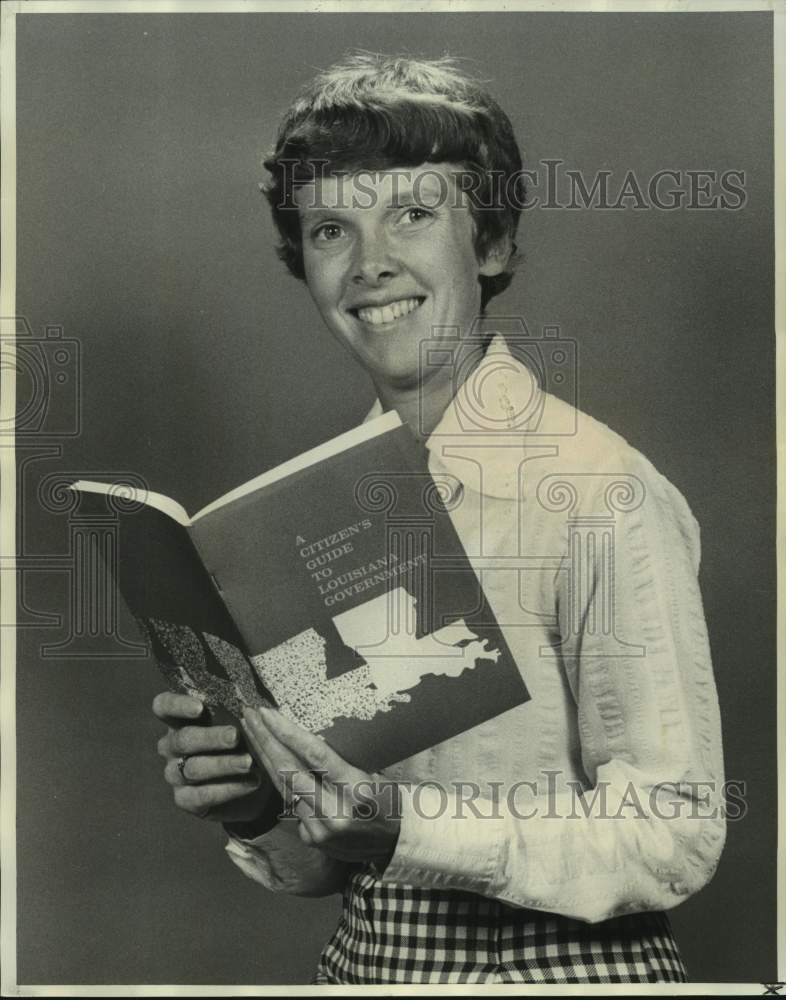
left=294, top=163, right=505, bottom=392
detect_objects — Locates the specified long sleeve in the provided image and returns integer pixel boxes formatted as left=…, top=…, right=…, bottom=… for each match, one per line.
left=225, top=816, right=352, bottom=897
left=380, top=450, right=726, bottom=924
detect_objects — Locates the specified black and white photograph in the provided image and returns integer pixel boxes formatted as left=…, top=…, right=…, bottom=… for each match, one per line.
left=0, top=0, right=779, bottom=991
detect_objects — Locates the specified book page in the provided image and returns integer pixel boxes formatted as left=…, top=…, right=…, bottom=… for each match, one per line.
left=70, top=480, right=190, bottom=526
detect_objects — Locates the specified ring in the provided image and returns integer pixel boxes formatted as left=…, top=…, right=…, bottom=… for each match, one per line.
left=176, top=756, right=189, bottom=782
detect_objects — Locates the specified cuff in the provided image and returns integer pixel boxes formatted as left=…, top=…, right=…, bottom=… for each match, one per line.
left=225, top=831, right=279, bottom=888
left=379, top=782, right=508, bottom=894
left=224, top=817, right=333, bottom=894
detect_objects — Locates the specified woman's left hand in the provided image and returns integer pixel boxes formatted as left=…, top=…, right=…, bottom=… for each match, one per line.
left=241, top=706, right=401, bottom=866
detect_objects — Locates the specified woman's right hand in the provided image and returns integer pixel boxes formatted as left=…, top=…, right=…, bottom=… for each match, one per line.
left=153, top=691, right=272, bottom=825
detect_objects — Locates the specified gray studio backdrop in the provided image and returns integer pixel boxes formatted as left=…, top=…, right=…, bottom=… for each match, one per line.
left=15, top=11, right=774, bottom=985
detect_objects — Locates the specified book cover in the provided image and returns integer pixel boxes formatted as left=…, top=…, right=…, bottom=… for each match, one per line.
left=73, top=415, right=529, bottom=772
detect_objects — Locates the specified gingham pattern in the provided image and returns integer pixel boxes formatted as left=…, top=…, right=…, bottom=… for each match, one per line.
left=312, top=870, right=688, bottom=984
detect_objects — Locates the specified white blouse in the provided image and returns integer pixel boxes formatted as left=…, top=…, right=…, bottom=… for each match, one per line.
left=226, top=335, right=726, bottom=924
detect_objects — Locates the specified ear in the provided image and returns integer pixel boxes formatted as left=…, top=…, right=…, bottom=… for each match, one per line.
left=478, top=235, right=513, bottom=278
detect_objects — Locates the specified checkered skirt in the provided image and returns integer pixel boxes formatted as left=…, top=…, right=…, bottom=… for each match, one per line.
left=312, top=870, right=688, bottom=984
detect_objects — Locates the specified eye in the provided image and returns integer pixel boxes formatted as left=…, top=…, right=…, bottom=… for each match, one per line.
left=398, top=207, right=434, bottom=226
left=313, top=222, right=345, bottom=242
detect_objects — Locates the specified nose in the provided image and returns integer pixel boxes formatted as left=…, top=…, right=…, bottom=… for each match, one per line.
left=351, top=228, right=399, bottom=286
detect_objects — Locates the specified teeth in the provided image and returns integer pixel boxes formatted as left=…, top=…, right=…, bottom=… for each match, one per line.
left=356, top=297, right=422, bottom=326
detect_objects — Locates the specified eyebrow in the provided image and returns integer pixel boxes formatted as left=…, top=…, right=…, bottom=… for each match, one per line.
left=298, top=192, right=445, bottom=219
left=295, top=172, right=454, bottom=219
left=298, top=206, right=347, bottom=219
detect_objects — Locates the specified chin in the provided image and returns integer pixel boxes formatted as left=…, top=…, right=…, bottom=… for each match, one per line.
left=367, top=344, right=427, bottom=382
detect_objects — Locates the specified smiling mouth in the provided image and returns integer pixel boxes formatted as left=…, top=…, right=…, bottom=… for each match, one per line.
left=349, top=296, right=425, bottom=327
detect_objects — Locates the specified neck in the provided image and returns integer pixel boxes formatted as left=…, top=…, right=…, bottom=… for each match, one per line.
left=372, top=338, right=491, bottom=445
left=375, top=379, right=448, bottom=446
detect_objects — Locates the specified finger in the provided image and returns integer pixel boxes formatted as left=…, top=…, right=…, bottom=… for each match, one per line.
left=250, top=739, right=285, bottom=794
left=287, top=769, right=327, bottom=818
left=241, top=713, right=307, bottom=788
left=159, top=723, right=239, bottom=759
left=243, top=711, right=355, bottom=827
left=173, top=778, right=261, bottom=818
left=250, top=737, right=333, bottom=842
left=152, top=692, right=204, bottom=724
left=248, top=728, right=315, bottom=818
left=243, top=718, right=353, bottom=850
left=287, top=770, right=337, bottom=848
left=158, top=724, right=234, bottom=759
left=250, top=706, right=366, bottom=785
left=163, top=752, right=255, bottom=786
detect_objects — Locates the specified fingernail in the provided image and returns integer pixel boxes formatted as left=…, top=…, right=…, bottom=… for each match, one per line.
left=223, top=726, right=237, bottom=746
left=242, top=706, right=260, bottom=727
left=186, top=700, right=203, bottom=718
left=235, top=754, right=252, bottom=771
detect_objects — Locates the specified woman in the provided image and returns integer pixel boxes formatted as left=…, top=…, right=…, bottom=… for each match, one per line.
left=153, top=52, right=725, bottom=984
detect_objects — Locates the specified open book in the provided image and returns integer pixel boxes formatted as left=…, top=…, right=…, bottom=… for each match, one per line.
left=70, top=412, right=529, bottom=773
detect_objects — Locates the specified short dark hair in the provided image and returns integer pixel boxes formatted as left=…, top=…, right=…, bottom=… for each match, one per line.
left=261, top=52, right=525, bottom=310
